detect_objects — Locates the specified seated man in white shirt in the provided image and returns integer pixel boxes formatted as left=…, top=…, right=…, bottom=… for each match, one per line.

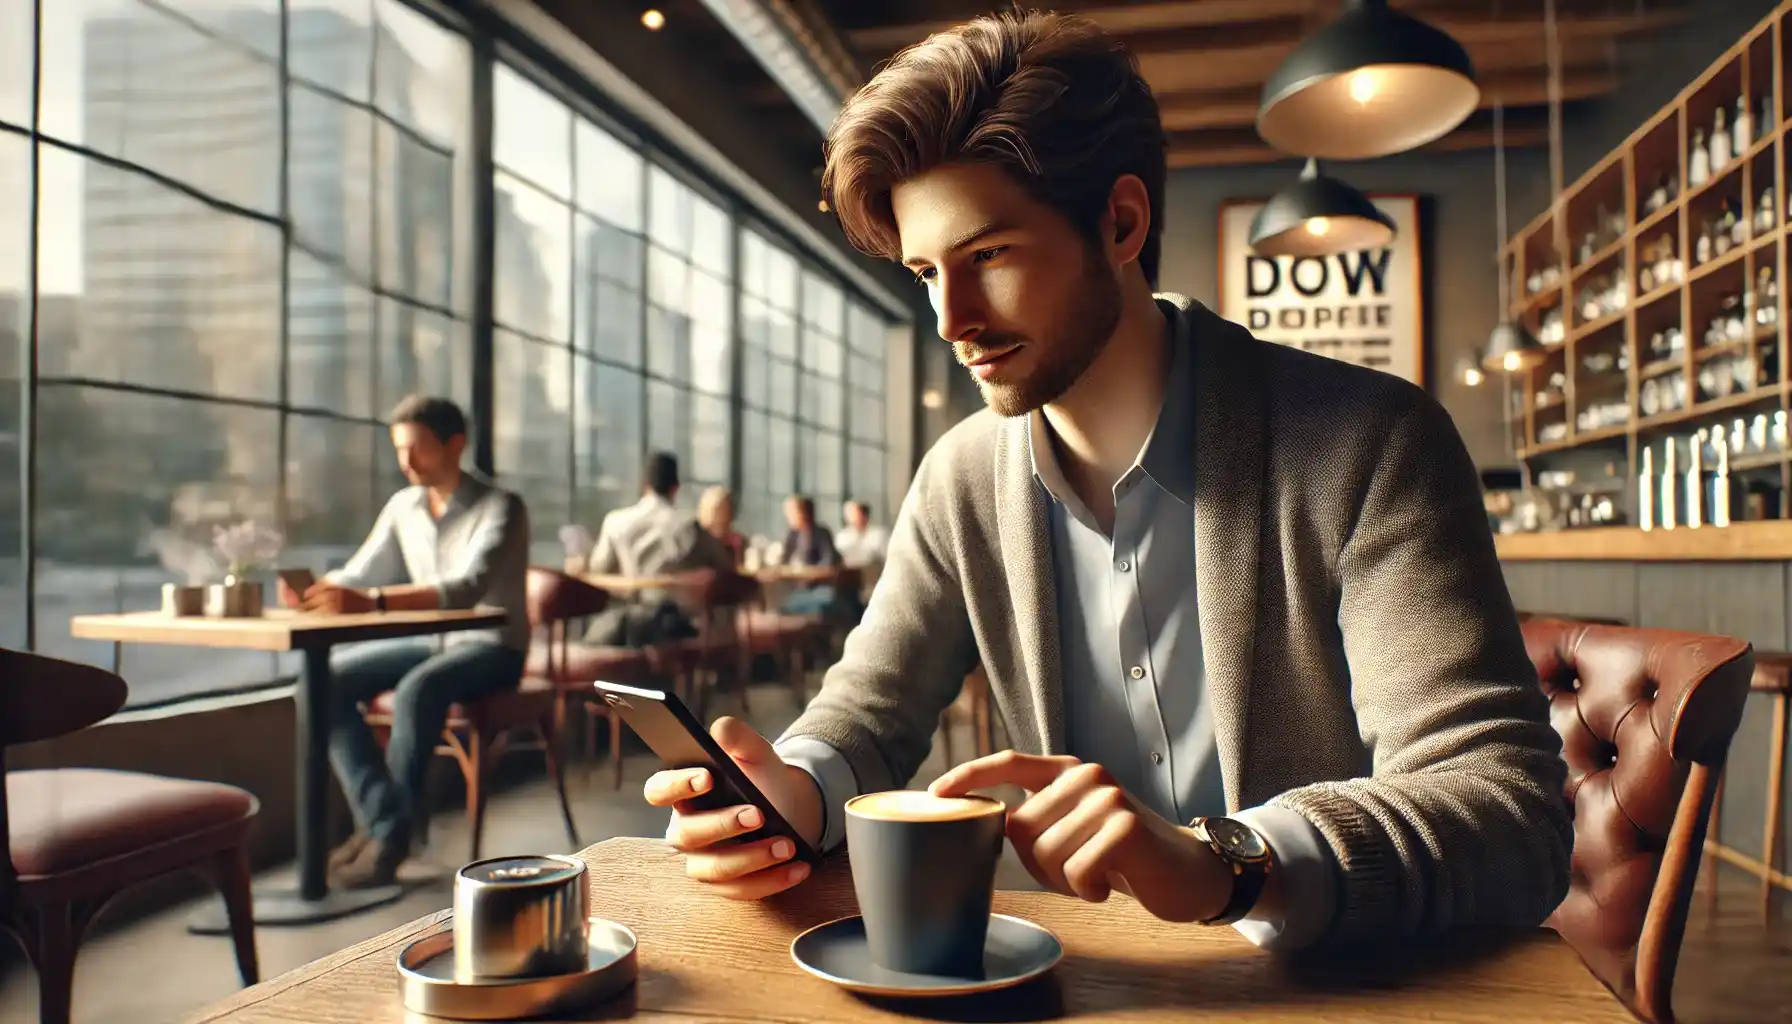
left=585, top=451, right=734, bottom=645
left=833, top=499, right=890, bottom=569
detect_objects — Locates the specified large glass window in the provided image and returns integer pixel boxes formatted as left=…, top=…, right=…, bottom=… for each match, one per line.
left=0, top=127, right=26, bottom=654
left=847, top=301, right=893, bottom=521
left=6, top=7, right=907, bottom=708
left=24, top=0, right=473, bottom=707
left=737, top=229, right=800, bottom=536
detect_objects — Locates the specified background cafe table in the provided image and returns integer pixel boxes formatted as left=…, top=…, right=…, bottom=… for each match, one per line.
left=187, top=837, right=1634, bottom=1023
left=68, top=607, right=506, bottom=927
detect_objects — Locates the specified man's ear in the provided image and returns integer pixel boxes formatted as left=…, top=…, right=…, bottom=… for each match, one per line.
left=1106, top=174, right=1152, bottom=267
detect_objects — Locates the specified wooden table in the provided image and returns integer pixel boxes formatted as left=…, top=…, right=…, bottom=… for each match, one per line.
left=71, top=608, right=505, bottom=926
left=188, top=837, right=1632, bottom=1023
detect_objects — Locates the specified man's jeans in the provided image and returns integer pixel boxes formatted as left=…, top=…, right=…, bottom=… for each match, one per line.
left=326, top=639, right=525, bottom=844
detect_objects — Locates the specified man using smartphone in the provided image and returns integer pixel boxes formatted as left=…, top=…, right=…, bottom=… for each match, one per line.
left=643, top=11, right=1569, bottom=951
left=281, top=394, right=530, bottom=889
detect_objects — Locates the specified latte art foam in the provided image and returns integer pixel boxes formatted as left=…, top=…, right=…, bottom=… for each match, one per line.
left=847, top=790, right=1004, bottom=822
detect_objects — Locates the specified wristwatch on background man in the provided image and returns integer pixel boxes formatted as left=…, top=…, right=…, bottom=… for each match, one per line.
left=1187, top=815, right=1273, bottom=925
left=370, top=587, right=386, bottom=612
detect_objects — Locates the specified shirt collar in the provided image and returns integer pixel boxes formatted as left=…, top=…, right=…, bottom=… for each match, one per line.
left=412, top=469, right=489, bottom=515
left=1027, top=298, right=1197, bottom=506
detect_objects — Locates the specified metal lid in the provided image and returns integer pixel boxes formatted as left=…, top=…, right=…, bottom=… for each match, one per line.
left=458, top=855, right=585, bottom=888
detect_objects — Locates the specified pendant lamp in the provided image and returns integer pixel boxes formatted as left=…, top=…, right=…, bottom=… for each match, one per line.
left=1257, top=0, right=1479, bottom=161
left=1248, top=159, right=1395, bottom=258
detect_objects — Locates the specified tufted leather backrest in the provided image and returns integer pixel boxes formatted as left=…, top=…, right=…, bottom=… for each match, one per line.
left=1521, top=619, right=1753, bottom=1024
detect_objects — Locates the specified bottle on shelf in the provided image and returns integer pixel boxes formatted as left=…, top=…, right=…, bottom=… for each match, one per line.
left=1638, top=446, right=1655, bottom=531
left=1734, top=96, right=1752, bottom=156
left=1661, top=440, right=1679, bottom=529
left=1758, top=186, right=1778, bottom=235
left=1644, top=172, right=1679, bottom=214
left=1712, top=106, right=1733, bottom=172
left=1696, top=220, right=1714, bottom=264
left=1725, top=197, right=1747, bottom=245
left=1757, top=265, right=1779, bottom=326
left=1714, top=431, right=1735, bottom=528
left=1690, top=127, right=1712, bottom=188
left=1685, top=431, right=1705, bottom=529
left=1760, top=91, right=1777, bottom=141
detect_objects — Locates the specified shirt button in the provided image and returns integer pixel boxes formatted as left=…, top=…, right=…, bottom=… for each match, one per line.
left=1150, top=751, right=1164, bottom=765
left=1116, top=559, right=1131, bottom=572
left=1129, top=666, right=1145, bottom=680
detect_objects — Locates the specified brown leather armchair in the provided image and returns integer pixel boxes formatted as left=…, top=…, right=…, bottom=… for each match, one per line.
left=1521, top=619, right=1753, bottom=1024
left=2, top=648, right=259, bottom=1024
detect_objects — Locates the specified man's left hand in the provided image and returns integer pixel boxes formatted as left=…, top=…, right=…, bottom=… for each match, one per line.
left=300, top=582, right=376, bottom=614
left=929, top=751, right=1233, bottom=923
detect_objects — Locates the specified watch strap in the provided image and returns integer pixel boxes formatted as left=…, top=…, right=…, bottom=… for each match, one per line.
left=371, top=587, right=386, bottom=612
left=1192, top=817, right=1270, bottom=926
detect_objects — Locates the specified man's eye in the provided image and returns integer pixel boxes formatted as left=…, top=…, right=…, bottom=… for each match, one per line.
left=972, top=246, right=1007, bottom=263
left=913, top=267, right=936, bottom=285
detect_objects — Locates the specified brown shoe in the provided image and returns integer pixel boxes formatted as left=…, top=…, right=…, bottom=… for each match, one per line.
left=328, top=833, right=371, bottom=870
left=330, top=836, right=408, bottom=890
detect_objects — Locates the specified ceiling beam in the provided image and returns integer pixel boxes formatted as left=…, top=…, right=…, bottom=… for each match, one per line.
left=1167, top=123, right=1553, bottom=169
left=1138, top=30, right=1617, bottom=94
left=842, top=5, right=1677, bottom=80
left=1158, top=67, right=1617, bottom=132
left=846, top=0, right=1322, bottom=51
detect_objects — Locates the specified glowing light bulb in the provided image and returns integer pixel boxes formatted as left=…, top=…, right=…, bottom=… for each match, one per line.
left=641, top=8, right=665, bottom=30
left=1347, top=70, right=1379, bottom=106
left=1463, top=366, right=1485, bottom=387
left=1502, top=350, right=1523, bottom=373
left=818, top=199, right=830, bottom=213
left=1305, top=216, right=1331, bottom=236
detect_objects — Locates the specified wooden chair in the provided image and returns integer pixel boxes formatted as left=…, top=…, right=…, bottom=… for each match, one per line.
left=1, top=648, right=260, bottom=1024
left=1704, top=649, right=1790, bottom=919
left=938, top=665, right=995, bottom=769
left=653, top=568, right=762, bottom=720
left=1520, top=618, right=1754, bottom=1023
left=364, top=567, right=626, bottom=861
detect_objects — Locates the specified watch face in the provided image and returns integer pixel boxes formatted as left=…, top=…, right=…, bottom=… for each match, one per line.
left=1207, top=817, right=1268, bottom=861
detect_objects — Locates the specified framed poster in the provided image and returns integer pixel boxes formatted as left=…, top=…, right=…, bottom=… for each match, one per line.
left=1216, top=195, right=1425, bottom=388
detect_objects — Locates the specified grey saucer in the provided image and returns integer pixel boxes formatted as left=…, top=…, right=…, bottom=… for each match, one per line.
left=789, top=913, right=1062, bottom=997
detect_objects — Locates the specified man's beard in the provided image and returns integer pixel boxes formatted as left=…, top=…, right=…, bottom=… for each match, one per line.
left=961, top=252, right=1123, bottom=418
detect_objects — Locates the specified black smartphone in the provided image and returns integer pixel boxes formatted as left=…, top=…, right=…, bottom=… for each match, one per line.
left=594, top=680, right=822, bottom=866
left=276, top=567, right=316, bottom=595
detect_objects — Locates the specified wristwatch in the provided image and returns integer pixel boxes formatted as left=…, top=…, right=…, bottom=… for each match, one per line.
left=1188, top=816, right=1272, bottom=925
left=370, top=587, right=387, bottom=613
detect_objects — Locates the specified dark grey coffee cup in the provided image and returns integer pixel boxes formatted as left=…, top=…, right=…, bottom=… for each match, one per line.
left=845, top=791, right=1006, bottom=977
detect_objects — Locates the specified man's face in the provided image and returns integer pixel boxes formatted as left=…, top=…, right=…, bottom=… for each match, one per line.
left=893, top=162, right=1123, bottom=417
left=784, top=499, right=809, bottom=530
left=843, top=502, right=868, bottom=530
left=390, top=422, right=462, bottom=487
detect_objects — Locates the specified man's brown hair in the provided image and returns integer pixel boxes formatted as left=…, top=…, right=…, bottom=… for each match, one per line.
left=388, top=394, right=467, bottom=443
left=822, top=11, right=1166, bottom=286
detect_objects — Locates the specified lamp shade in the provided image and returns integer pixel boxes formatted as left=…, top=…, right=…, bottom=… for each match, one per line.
left=1481, top=321, right=1546, bottom=373
left=1257, top=0, right=1478, bottom=161
left=1248, top=160, right=1396, bottom=258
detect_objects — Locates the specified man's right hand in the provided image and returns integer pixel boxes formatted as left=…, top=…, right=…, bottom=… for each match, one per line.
left=643, top=716, right=823, bottom=900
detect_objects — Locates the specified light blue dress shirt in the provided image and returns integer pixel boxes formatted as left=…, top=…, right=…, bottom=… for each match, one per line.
left=776, top=302, right=1338, bottom=950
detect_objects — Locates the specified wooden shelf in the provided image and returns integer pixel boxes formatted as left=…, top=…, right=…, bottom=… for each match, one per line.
left=1495, top=520, right=1792, bottom=562
left=1501, top=1, right=1792, bottom=529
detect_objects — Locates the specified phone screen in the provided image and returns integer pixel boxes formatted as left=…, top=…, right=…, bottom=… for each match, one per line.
left=594, top=680, right=821, bottom=865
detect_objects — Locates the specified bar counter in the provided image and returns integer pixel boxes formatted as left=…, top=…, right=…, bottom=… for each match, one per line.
left=1496, top=521, right=1792, bottom=562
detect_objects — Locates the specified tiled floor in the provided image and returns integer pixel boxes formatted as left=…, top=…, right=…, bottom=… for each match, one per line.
left=4, top=681, right=1790, bottom=1023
